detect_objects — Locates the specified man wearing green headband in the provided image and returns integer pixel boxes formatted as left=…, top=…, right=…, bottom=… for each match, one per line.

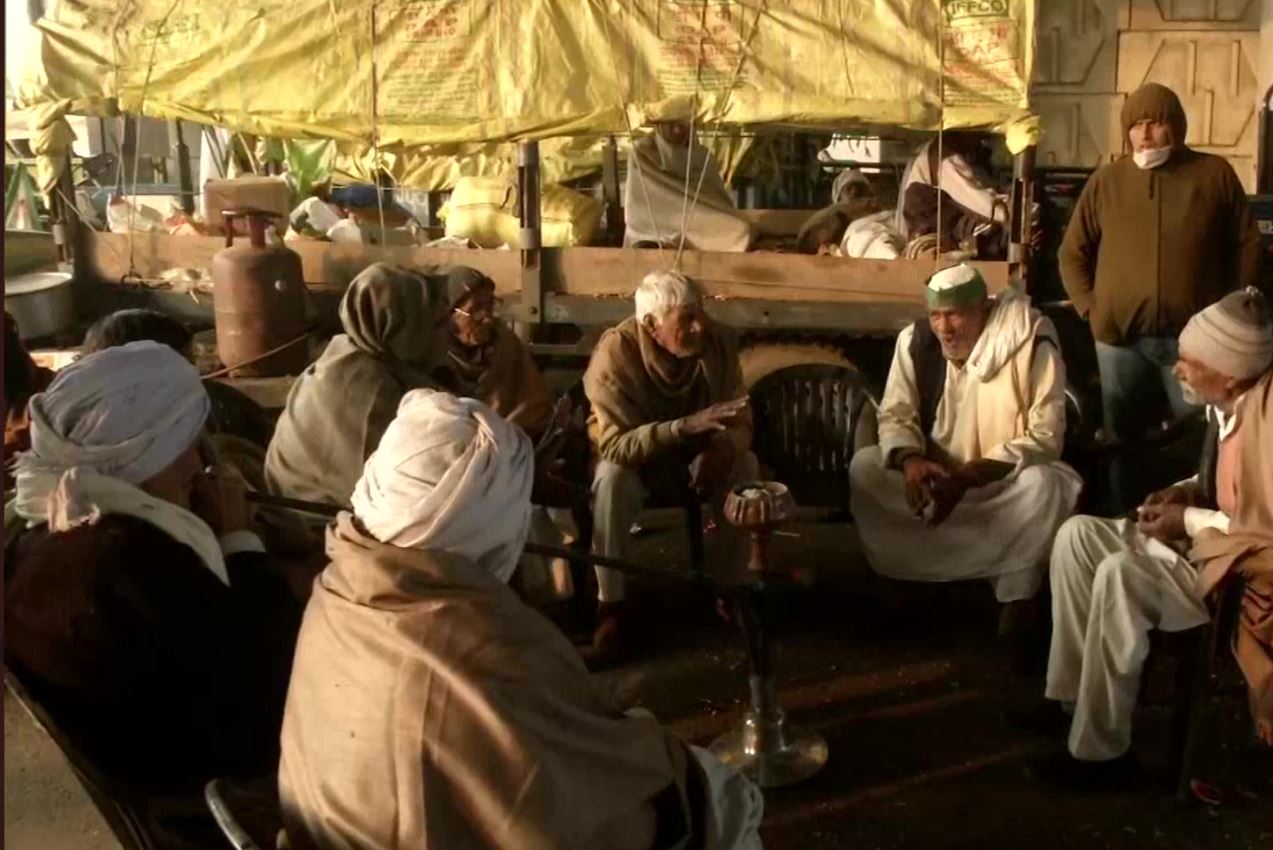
left=850, top=264, right=1082, bottom=643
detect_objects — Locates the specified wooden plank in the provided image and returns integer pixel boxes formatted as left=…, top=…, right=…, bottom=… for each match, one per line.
left=553, top=247, right=1009, bottom=304
left=80, top=233, right=1010, bottom=309
left=80, top=232, right=525, bottom=293
left=545, top=294, right=922, bottom=334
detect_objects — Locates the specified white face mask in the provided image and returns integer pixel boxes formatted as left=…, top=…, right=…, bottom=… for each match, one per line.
left=1132, top=146, right=1171, bottom=170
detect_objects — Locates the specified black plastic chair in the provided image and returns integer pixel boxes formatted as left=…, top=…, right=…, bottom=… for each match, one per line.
left=1157, top=577, right=1247, bottom=799
left=204, top=778, right=281, bottom=850
left=749, top=363, right=876, bottom=509
left=3, top=668, right=192, bottom=850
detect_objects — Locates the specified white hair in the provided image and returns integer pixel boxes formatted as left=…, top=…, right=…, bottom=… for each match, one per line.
left=634, top=270, right=701, bottom=323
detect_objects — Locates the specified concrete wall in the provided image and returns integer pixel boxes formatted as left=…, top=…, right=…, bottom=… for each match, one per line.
left=1031, top=0, right=1266, bottom=191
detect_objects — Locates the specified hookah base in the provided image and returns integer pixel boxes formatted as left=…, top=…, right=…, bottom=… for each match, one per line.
left=708, top=710, right=828, bottom=788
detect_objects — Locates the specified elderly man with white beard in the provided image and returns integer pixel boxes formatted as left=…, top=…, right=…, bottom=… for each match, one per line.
left=583, top=270, right=757, bottom=664
left=1036, top=288, right=1273, bottom=785
left=278, top=389, right=764, bottom=850
left=849, top=265, right=1082, bottom=633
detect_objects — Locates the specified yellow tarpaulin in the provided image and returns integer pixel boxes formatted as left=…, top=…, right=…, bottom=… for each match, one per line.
left=15, top=0, right=1037, bottom=191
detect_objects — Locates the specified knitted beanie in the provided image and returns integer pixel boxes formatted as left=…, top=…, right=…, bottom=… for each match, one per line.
left=1178, top=287, right=1273, bottom=380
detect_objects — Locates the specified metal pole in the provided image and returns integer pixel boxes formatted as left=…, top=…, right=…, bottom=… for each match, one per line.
left=48, top=153, right=79, bottom=277
left=120, top=115, right=138, bottom=188
left=1258, top=83, right=1273, bottom=194
left=1009, top=145, right=1036, bottom=289
left=173, top=120, right=195, bottom=215
left=517, top=140, right=543, bottom=341
left=602, top=135, right=623, bottom=244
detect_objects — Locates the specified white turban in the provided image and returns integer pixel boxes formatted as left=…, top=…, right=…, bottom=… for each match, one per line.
left=11, top=341, right=227, bottom=584
left=351, top=389, right=534, bottom=583
left=19, top=341, right=210, bottom=485
left=831, top=169, right=871, bottom=204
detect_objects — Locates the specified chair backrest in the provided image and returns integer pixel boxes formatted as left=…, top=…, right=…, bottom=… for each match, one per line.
left=3, top=667, right=161, bottom=850
left=749, top=364, right=875, bottom=508
left=205, top=776, right=285, bottom=850
left=204, top=780, right=265, bottom=850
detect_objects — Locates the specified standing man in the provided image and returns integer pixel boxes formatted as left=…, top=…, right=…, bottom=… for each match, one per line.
left=1059, top=82, right=1262, bottom=511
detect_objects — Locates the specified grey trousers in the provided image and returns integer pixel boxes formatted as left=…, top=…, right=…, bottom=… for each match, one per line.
left=590, top=451, right=759, bottom=602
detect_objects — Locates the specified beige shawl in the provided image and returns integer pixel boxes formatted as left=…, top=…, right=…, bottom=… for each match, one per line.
left=279, top=514, right=695, bottom=850
left=623, top=134, right=753, bottom=252
left=583, top=317, right=752, bottom=468
left=438, top=323, right=553, bottom=438
left=264, top=263, right=448, bottom=507
left=1192, top=370, right=1273, bottom=738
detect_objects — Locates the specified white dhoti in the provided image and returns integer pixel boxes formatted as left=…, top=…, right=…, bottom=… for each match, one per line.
left=849, top=445, right=1082, bottom=602
left=689, top=745, right=765, bottom=850
left=592, top=452, right=759, bottom=602
left=1045, top=515, right=1209, bottom=761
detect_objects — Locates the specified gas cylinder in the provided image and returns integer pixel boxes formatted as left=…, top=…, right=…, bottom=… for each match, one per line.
left=210, top=209, right=309, bottom=377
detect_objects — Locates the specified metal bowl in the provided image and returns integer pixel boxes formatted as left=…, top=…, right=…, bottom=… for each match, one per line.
left=5, top=271, right=75, bottom=340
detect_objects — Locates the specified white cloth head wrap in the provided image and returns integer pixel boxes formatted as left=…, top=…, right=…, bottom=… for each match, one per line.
left=351, top=389, right=534, bottom=583
left=20, top=341, right=210, bottom=485
left=831, top=169, right=871, bottom=204
left=11, top=341, right=227, bottom=584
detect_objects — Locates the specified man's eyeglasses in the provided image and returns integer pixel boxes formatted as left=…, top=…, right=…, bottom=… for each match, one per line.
left=453, top=296, right=503, bottom=324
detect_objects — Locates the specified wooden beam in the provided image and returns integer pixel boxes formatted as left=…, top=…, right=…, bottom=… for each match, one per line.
left=80, top=233, right=1011, bottom=310
left=552, top=247, right=1009, bottom=304
left=81, top=232, right=524, bottom=293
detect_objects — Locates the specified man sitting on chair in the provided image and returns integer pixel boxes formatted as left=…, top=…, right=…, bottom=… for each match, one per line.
left=431, top=265, right=576, bottom=607
left=849, top=264, right=1081, bottom=625
left=1041, top=288, right=1273, bottom=782
left=278, top=390, right=764, bottom=850
left=5, top=342, right=300, bottom=797
left=583, top=271, right=757, bottom=663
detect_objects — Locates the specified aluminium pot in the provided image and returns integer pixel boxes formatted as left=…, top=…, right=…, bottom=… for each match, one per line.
left=5, top=271, right=75, bottom=341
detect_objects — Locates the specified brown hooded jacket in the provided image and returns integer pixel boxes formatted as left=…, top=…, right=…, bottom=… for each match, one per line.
left=1058, top=83, right=1262, bottom=346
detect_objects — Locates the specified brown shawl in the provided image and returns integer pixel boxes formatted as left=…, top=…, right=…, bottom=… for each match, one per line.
left=279, top=514, right=694, bottom=850
left=437, top=323, right=553, bottom=438
left=1192, top=370, right=1273, bottom=740
left=264, top=263, right=448, bottom=507
left=583, top=316, right=751, bottom=468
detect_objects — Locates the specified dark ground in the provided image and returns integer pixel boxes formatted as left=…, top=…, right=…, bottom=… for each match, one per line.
left=600, top=512, right=1273, bottom=850
left=5, top=509, right=1268, bottom=849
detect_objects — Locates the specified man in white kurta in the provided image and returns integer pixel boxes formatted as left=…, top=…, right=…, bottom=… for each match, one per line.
left=1044, top=288, right=1273, bottom=772
left=849, top=265, right=1082, bottom=605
